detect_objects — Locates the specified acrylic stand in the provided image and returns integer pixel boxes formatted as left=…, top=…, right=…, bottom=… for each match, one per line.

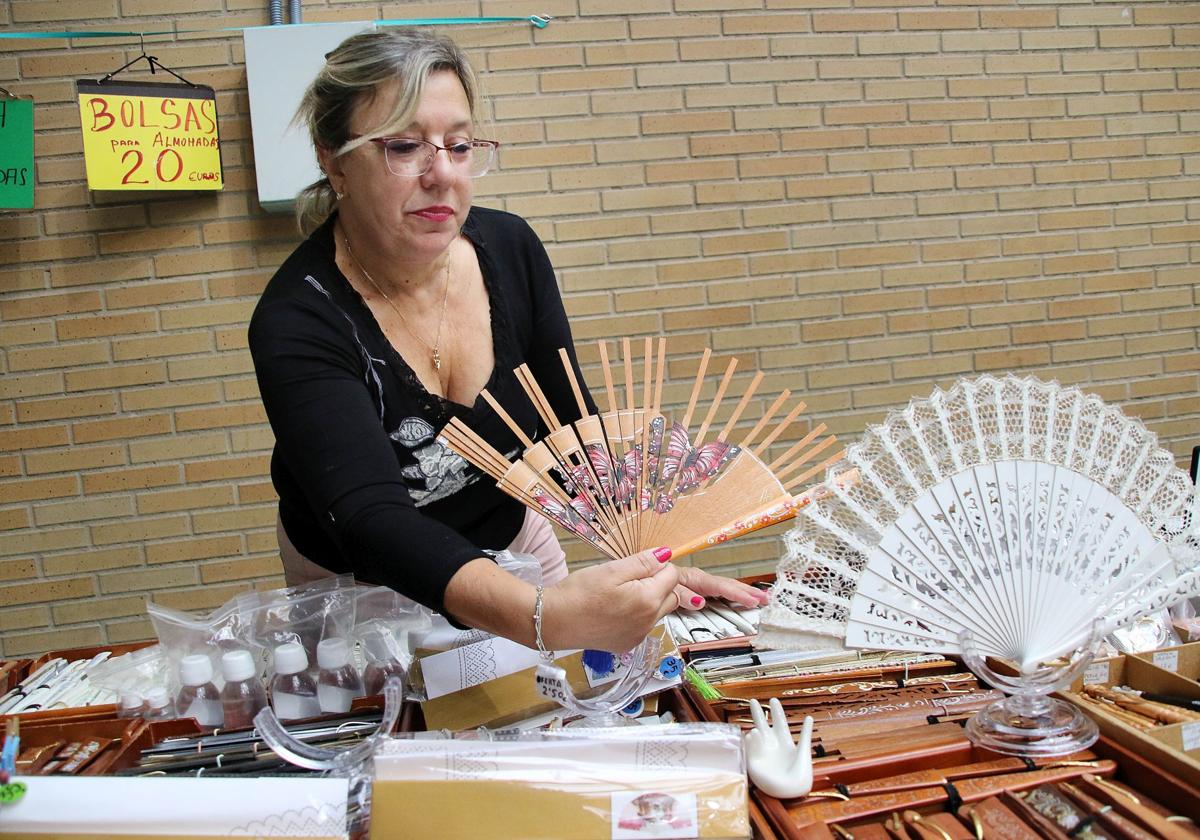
left=959, top=625, right=1101, bottom=757
left=255, top=677, right=403, bottom=837
left=538, top=635, right=668, bottom=727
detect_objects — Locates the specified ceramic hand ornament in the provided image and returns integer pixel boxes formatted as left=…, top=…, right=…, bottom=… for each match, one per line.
left=745, top=697, right=813, bottom=799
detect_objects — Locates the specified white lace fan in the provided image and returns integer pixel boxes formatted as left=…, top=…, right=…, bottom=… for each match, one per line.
left=760, top=374, right=1200, bottom=755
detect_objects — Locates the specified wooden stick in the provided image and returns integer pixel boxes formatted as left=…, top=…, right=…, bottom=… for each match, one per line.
left=785, top=449, right=845, bottom=491
left=558, top=348, right=589, bottom=420
left=717, top=370, right=763, bottom=444
left=694, top=356, right=738, bottom=447
left=751, top=398, right=808, bottom=458
left=769, top=423, right=827, bottom=471
left=480, top=389, right=536, bottom=449
left=597, top=340, right=618, bottom=415
left=740, top=389, right=790, bottom=450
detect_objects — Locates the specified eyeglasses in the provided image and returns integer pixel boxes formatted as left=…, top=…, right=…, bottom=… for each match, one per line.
left=350, top=136, right=500, bottom=178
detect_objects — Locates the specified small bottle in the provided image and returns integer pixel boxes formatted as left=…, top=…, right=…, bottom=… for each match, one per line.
left=220, top=649, right=268, bottom=729
left=144, top=686, right=176, bottom=720
left=316, top=638, right=364, bottom=713
left=117, top=691, right=146, bottom=719
left=176, top=654, right=223, bottom=728
left=361, top=630, right=407, bottom=697
left=270, top=642, right=322, bottom=721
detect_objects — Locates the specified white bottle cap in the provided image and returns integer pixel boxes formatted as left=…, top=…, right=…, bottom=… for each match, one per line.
left=316, top=637, right=350, bottom=670
left=274, top=642, right=310, bottom=675
left=221, top=649, right=257, bottom=683
left=145, top=686, right=170, bottom=710
left=179, top=654, right=214, bottom=687
left=119, top=692, right=143, bottom=711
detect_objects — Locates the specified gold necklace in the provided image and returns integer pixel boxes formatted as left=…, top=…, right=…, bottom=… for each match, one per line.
left=343, top=232, right=452, bottom=371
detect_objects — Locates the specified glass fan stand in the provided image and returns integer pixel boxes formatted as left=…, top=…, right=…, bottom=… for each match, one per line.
left=959, top=624, right=1102, bottom=757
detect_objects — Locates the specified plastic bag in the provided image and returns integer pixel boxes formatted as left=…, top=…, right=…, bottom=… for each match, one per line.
left=88, top=644, right=173, bottom=718
left=241, top=574, right=358, bottom=680
left=353, top=586, right=431, bottom=698
left=147, top=595, right=262, bottom=697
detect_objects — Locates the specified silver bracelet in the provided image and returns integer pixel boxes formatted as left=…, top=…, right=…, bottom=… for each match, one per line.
left=533, top=585, right=554, bottom=661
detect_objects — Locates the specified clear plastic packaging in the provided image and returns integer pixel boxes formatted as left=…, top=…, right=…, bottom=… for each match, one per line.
left=241, top=575, right=357, bottom=680
left=316, top=638, right=364, bottom=714
left=89, top=644, right=172, bottom=711
left=352, top=585, right=430, bottom=698
left=147, top=596, right=261, bottom=699
left=144, top=686, right=176, bottom=721
left=369, top=724, right=749, bottom=839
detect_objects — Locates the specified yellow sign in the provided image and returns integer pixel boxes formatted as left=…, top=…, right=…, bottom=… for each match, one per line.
left=77, top=79, right=223, bottom=191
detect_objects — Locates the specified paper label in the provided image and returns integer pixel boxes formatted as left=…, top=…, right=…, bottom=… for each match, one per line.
left=76, top=79, right=223, bottom=191
left=272, top=691, right=322, bottom=721
left=1083, top=661, right=1110, bottom=685
left=534, top=664, right=571, bottom=707
left=183, top=697, right=223, bottom=727
left=612, top=791, right=698, bottom=839
left=1153, top=649, right=1179, bottom=672
left=0, top=98, right=34, bottom=209
left=1182, top=721, right=1200, bottom=752
left=317, top=684, right=354, bottom=713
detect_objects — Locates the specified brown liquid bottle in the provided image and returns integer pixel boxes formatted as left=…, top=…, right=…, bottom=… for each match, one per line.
left=176, top=654, right=223, bottom=728
left=220, top=649, right=267, bottom=729
left=316, top=638, right=364, bottom=713
left=361, top=630, right=407, bottom=696
left=270, top=642, right=322, bottom=721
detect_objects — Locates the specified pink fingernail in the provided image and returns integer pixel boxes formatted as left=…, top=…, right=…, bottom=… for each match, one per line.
left=653, top=547, right=672, bottom=563
left=691, top=596, right=703, bottom=607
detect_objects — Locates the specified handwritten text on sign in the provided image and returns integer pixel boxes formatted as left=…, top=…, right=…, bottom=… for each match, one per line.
left=77, top=79, right=223, bottom=191
left=0, top=98, right=34, bottom=209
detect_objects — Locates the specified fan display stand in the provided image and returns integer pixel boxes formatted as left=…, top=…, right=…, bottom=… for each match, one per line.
left=959, top=625, right=1101, bottom=757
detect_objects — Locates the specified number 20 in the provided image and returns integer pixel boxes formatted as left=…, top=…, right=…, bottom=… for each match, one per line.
left=121, top=149, right=184, bottom=185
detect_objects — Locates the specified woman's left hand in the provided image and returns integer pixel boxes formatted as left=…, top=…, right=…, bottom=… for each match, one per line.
left=671, top=565, right=769, bottom=611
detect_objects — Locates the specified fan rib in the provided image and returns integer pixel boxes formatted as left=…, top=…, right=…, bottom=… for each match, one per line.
left=752, top=399, right=808, bottom=458
left=740, top=389, right=791, bottom=450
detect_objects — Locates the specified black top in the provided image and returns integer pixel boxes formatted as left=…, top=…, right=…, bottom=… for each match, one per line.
left=248, top=207, right=594, bottom=614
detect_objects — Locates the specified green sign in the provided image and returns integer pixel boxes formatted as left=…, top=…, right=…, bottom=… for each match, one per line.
left=0, top=97, right=34, bottom=209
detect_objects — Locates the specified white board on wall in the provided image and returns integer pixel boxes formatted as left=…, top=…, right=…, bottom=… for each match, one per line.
left=244, top=21, right=374, bottom=213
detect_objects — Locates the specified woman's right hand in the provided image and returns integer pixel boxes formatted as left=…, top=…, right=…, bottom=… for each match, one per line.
left=541, top=547, right=679, bottom=654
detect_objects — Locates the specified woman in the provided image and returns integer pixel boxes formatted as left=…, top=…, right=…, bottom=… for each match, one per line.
left=249, top=29, right=765, bottom=655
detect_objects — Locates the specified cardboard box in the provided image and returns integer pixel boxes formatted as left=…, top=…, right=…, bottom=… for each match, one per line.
left=418, top=624, right=680, bottom=731
left=371, top=724, right=749, bottom=839
left=1061, top=651, right=1200, bottom=782
left=1132, top=640, right=1200, bottom=684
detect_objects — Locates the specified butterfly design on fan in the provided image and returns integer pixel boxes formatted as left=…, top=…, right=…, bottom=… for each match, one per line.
left=440, top=337, right=844, bottom=561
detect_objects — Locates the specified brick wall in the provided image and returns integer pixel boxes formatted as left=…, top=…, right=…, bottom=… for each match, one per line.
left=0, top=0, right=1196, bottom=656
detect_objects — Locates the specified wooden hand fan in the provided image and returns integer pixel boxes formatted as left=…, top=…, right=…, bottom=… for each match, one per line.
left=439, top=337, right=846, bottom=561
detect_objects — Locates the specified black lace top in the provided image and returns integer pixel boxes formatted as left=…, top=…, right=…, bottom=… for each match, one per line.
left=248, top=207, right=594, bottom=613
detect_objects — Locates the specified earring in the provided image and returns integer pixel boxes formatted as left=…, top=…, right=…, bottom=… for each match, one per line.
left=335, top=190, right=344, bottom=201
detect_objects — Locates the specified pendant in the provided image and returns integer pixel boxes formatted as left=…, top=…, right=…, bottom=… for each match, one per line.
left=432, top=349, right=441, bottom=371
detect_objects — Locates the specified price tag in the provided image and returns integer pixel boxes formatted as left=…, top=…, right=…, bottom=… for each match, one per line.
left=1182, top=721, right=1200, bottom=753
left=534, top=664, right=571, bottom=707
left=1083, top=661, right=1110, bottom=685
left=1153, top=650, right=1179, bottom=672
left=0, top=781, right=26, bottom=805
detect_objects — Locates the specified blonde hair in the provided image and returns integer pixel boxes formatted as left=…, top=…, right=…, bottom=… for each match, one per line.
left=293, top=28, right=480, bottom=234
